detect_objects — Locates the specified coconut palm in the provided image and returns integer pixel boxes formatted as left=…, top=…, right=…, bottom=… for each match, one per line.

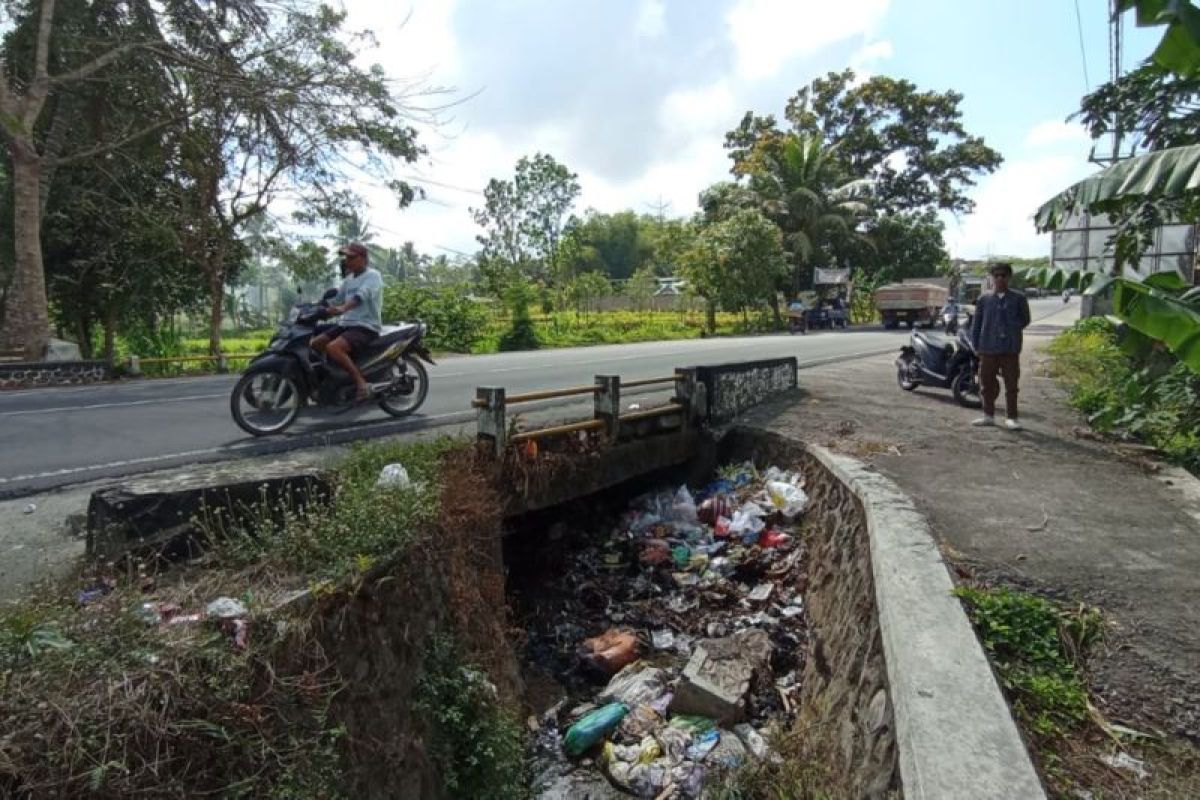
left=742, top=134, right=873, bottom=292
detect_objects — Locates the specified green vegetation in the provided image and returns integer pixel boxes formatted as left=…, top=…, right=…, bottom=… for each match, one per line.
left=954, top=586, right=1101, bottom=739
left=0, top=437, right=526, bottom=798
left=1047, top=317, right=1200, bottom=473
left=382, top=283, right=491, bottom=353
left=414, top=634, right=527, bottom=800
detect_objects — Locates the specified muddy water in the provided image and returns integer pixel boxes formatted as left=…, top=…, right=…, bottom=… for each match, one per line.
left=504, top=464, right=811, bottom=798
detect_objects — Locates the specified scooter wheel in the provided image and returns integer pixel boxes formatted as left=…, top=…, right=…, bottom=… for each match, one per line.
left=952, top=366, right=983, bottom=409
left=897, top=361, right=919, bottom=391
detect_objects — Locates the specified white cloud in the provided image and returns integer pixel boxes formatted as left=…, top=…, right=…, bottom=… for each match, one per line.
left=634, top=0, right=667, bottom=39
left=1024, top=119, right=1091, bottom=150
left=943, top=153, right=1097, bottom=259
left=345, top=0, right=461, bottom=81
left=726, top=0, right=890, bottom=81
left=659, top=80, right=737, bottom=143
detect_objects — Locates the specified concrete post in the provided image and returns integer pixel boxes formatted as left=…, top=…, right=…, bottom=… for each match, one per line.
left=217, top=354, right=229, bottom=374
left=128, top=355, right=141, bottom=377
left=476, top=386, right=507, bottom=456
left=674, top=367, right=706, bottom=426
left=594, top=375, right=621, bottom=442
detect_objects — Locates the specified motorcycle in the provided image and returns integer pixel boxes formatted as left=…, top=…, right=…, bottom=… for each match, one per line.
left=895, top=316, right=981, bottom=408
left=230, top=289, right=435, bottom=436
left=941, top=305, right=959, bottom=334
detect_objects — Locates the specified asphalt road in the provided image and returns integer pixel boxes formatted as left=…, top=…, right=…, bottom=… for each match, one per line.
left=0, top=299, right=1064, bottom=497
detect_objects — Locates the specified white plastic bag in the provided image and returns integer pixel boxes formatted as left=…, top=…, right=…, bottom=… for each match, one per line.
left=376, top=463, right=412, bottom=490
left=765, top=481, right=808, bottom=518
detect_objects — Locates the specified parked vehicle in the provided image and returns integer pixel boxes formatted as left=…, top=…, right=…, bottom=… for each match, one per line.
left=895, top=318, right=981, bottom=408
left=874, top=282, right=949, bottom=329
left=230, top=289, right=435, bottom=436
left=805, top=299, right=849, bottom=330
left=786, top=302, right=808, bottom=335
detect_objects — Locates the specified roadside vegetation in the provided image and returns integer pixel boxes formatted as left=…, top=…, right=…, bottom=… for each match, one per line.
left=1046, top=317, right=1200, bottom=474
left=0, top=438, right=527, bottom=799
left=956, top=583, right=1199, bottom=798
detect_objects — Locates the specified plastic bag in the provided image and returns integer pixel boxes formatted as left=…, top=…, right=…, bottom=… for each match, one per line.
left=765, top=481, right=808, bottom=518
left=562, top=702, right=629, bottom=757
left=599, top=664, right=668, bottom=708
left=578, top=628, right=639, bottom=675
left=728, top=507, right=766, bottom=540
left=376, top=463, right=412, bottom=490
left=671, top=485, right=699, bottom=524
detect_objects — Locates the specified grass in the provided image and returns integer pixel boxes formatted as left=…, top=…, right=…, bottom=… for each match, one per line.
left=0, top=437, right=528, bottom=799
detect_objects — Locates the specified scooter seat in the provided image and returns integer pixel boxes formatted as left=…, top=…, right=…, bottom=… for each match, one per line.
left=914, top=329, right=953, bottom=350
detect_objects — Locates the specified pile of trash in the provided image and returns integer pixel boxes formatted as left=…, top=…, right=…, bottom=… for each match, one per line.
left=519, top=462, right=811, bottom=799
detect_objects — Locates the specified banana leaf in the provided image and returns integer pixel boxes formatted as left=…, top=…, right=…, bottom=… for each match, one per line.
left=1035, top=144, right=1200, bottom=231
left=1112, top=278, right=1200, bottom=372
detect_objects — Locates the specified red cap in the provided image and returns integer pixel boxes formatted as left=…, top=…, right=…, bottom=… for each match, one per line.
left=338, top=242, right=369, bottom=258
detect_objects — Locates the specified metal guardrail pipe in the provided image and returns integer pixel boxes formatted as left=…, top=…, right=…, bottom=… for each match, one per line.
left=620, top=375, right=680, bottom=389
left=510, top=418, right=605, bottom=443
left=619, top=403, right=685, bottom=422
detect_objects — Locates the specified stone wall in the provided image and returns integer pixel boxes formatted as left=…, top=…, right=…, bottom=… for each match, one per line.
left=719, top=429, right=898, bottom=798
left=696, top=357, right=798, bottom=425
left=0, top=360, right=111, bottom=389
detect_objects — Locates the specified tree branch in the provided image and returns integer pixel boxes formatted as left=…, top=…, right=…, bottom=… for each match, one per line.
left=47, top=116, right=181, bottom=168
left=34, top=0, right=56, bottom=82
left=50, top=42, right=143, bottom=86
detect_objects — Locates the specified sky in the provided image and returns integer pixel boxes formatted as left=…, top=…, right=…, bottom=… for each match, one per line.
left=337, top=0, right=1161, bottom=262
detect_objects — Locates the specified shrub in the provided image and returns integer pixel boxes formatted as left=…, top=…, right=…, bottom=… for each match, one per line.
left=383, top=283, right=490, bottom=353
left=955, top=586, right=1099, bottom=738
left=497, top=282, right=540, bottom=352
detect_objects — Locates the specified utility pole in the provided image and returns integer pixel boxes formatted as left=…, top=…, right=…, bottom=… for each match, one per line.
left=1090, top=0, right=1125, bottom=166
left=646, top=195, right=671, bottom=226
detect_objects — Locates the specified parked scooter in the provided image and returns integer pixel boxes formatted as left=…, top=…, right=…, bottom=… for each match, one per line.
left=895, top=316, right=981, bottom=408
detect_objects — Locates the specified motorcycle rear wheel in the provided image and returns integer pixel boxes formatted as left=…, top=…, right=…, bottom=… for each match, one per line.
left=952, top=365, right=983, bottom=409
left=378, top=356, right=429, bottom=418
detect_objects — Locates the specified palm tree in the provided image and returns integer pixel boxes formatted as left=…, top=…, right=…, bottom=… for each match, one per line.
left=743, top=134, right=872, bottom=293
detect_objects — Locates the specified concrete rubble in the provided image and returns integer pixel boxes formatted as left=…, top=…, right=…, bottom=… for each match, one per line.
left=519, top=462, right=811, bottom=798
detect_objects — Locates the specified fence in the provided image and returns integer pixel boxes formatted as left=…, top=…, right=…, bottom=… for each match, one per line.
left=473, top=357, right=799, bottom=455
left=125, top=353, right=256, bottom=375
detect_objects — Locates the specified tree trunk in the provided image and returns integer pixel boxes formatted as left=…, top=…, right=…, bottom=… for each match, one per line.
left=0, top=147, right=51, bottom=360
left=208, top=269, right=225, bottom=357
left=102, top=309, right=117, bottom=364
left=705, top=298, right=716, bottom=333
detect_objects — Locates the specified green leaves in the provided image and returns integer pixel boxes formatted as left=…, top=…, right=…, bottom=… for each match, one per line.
left=1035, top=144, right=1200, bottom=231
left=1113, top=277, right=1200, bottom=372
left=1119, top=0, right=1200, bottom=76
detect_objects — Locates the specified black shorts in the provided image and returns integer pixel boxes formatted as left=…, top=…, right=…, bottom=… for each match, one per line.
left=321, top=325, right=378, bottom=353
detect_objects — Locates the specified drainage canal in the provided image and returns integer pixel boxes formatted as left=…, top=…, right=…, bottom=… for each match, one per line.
left=504, top=459, right=812, bottom=798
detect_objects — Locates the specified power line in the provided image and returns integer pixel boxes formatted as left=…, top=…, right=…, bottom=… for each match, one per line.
left=1074, top=0, right=1091, bottom=90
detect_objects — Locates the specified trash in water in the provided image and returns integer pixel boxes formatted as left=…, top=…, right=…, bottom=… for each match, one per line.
left=563, top=702, right=629, bottom=757
left=375, top=462, right=412, bottom=489
left=205, top=597, right=248, bottom=619
left=514, top=460, right=811, bottom=797
left=23, top=503, right=36, bottom=514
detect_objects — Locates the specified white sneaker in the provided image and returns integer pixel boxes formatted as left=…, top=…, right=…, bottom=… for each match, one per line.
left=1004, top=418, right=1023, bottom=431
left=972, top=416, right=995, bottom=427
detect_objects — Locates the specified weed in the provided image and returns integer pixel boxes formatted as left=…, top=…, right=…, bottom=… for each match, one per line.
left=954, top=586, right=1099, bottom=738
left=414, top=634, right=527, bottom=800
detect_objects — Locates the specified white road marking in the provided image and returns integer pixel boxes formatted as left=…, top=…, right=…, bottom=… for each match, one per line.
left=0, top=393, right=227, bottom=417
left=0, top=410, right=468, bottom=484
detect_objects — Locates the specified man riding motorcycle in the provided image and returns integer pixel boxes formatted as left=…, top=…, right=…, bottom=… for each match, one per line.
left=311, top=242, right=384, bottom=401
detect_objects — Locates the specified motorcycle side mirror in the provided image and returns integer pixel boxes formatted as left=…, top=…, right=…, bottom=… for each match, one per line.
left=322, top=288, right=338, bottom=301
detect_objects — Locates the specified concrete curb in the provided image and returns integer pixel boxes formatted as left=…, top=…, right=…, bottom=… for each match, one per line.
left=804, top=443, right=1046, bottom=800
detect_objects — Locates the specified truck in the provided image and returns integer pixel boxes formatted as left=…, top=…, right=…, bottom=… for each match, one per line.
left=873, top=282, right=949, bottom=329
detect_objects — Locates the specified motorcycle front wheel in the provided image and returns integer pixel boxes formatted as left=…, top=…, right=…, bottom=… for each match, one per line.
left=952, top=365, right=983, bottom=409
left=231, top=370, right=302, bottom=436
left=378, top=355, right=429, bottom=418
left=896, top=357, right=919, bottom=391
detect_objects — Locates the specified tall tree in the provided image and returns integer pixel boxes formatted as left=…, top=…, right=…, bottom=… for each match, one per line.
left=727, top=69, right=1002, bottom=217
left=472, top=152, right=580, bottom=293
left=1077, top=62, right=1200, bottom=155
left=739, top=133, right=873, bottom=292
left=0, top=0, right=167, bottom=358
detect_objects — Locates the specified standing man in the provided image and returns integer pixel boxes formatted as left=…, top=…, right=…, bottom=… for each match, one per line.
left=971, top=262, right=1031, bottom=430
left=312, top=242, right=384, bottom=401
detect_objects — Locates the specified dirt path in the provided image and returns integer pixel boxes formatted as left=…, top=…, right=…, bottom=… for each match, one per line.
left=744, top=303, right=1200, bottom=741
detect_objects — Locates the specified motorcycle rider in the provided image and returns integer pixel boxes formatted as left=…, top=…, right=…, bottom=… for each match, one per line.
left=971, top=262, right=1031, bottom=430
left=312, top=242, right=384, bottom=401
